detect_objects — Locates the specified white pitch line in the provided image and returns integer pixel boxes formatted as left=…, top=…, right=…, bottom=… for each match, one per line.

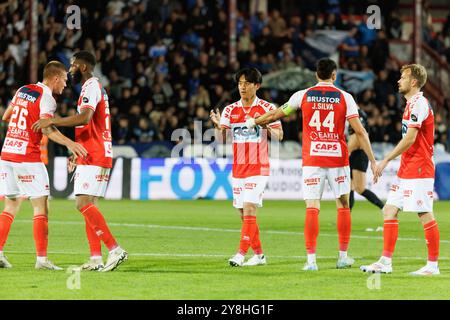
left=13, top=219, right=450, bottom=244
left=5, top=250, right=450, bottom=261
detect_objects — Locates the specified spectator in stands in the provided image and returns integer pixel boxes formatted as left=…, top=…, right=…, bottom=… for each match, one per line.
left=133, top=117, right=158, bottom=143
left=357, top=15, right=377, bottom=47
left=386, top=11, right=403, bottom=39
left=0, top=0, right=447, bottom=152
left=373, top=70, right=396, bottom=107
left=370, top=30, right=390, bottom=73
left=341, top=27, right=360, bottom=59
left=113, top=116, right=133, bottom=145
left=268, top=9, right=288, bottom=40
left=250, top=11, right=269, bottom=38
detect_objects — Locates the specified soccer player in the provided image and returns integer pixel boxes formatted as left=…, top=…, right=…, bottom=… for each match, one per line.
left=0, top=61, right=87, bottom=269
left=32, top=51, right=128, bottom=272
left=348, top=108, right=384, bottom=210
left=246, top=58, right=376, bottom=270
left=209, top=67, right=283, bottom=267
left=360, top=64, right=440, bottom=275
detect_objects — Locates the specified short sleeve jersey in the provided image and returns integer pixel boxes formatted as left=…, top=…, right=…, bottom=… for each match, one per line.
left=287, top=82, right=359, bottom=167
left=1, top=82, right=56, bottom=163
left=348, top=109, right=369, bottom=135
left=398, top=92, right=435, bottom=179
left=75, top=77, right=113, bottom=168
left=220, top=97, right=281, bottom=178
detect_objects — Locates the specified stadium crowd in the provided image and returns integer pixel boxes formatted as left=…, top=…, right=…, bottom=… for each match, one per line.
left=1, top=0, right=449, bottom=154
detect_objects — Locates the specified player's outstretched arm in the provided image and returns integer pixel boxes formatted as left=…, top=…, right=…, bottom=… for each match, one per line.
left=374, top=127, right=418, bottom=178
left=42, top=126, right=88, bottom=159
left=31, top=108, right=94, bottom=131
left=248, top=107, right=287, bottom=128
left=2, top=105, right=13, bottom=123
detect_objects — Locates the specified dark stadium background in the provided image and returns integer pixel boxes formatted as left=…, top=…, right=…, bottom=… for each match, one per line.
left=0, top=0, right=449, bottom=160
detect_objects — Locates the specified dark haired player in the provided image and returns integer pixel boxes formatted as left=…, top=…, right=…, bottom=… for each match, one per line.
left=246, top=58, right=377, bottom=271
left=210, top=67, right=283, bottom=267
left=32, top=51, right=128, bottom=272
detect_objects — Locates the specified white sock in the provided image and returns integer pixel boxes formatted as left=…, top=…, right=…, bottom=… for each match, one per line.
left=37, top=256, right=47, bottom=263
left=427, top=261, right=438, bottom=269
left=339, top=251, right=347, bottom=259
left=307, top=253, right=316, bottom=264
left=380, top=256, right=392, bottom=265
left=110, top=246, right=121, bottom=254
left=91, top=255, right=103, bottom=261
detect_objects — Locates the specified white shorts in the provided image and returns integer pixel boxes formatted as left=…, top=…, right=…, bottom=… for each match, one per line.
left=386, top=177, right=434, bottom=212
left=232, top=175, right=269, bottom=209
left=302, top=166, right=351, bottom=200
left=74, top=165, right=111, bottom=197
left=0, top=160, right=50, bottom=198
left=0, top=164, right=5, bottom=196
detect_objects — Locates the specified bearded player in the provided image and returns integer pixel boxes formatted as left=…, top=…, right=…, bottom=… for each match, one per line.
left=32, top=51, right=127, bottom=272
left=361, top=64, right=440, bottom=275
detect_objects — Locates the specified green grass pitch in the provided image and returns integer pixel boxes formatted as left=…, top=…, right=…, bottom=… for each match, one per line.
left=0, top=199, right=449, bottom=300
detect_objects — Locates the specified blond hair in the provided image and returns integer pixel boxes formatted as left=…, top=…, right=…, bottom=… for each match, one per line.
left=43, top=61, right=66, bottom=80
left=400, top=64, right=427, bottom=89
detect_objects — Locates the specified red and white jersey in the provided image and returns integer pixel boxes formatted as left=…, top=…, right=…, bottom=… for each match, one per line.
left=75, top=77, right=113, bottom=168
left=1, top=82, right=56, bottom=163
left=220, top=97, right=281, bottom=178
left=398, top=92, right=435, bottom=179
left=287, top=82, right=359, bottom=167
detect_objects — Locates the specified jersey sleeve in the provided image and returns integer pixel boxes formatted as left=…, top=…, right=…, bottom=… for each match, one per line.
left=10, top=88, right=20, bottom=105
left=408, top=98, right=429, bottom=128
left=80, top=81, right=101, bottom=112
left=342, top=91, right=359, bottom=119
left=267, top=103, right=282, bottom=128
left=39, top=92, right=57, bottom=119
left=219, top=105, right=232, bottom=129
left=282, top=90, right=306, bottom=115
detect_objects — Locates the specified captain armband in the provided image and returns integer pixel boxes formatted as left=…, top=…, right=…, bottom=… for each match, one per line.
left=281, top=103, right=295, bottom=116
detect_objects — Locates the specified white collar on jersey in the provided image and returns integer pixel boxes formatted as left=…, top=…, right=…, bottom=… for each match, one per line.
left=316, top=81, right=336, bottom=87
left=37, top=82, right=52, bottom=95
left=406, top=91, right=423, bottom=103
left=82, top=76, right=99, bottom=88
left=238, top=96, right=259, bottom=109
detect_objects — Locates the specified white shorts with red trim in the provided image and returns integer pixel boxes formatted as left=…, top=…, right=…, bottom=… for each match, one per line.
left=302, top=166, right=350, bottom=200
left=232, top=175, right=269, bottom=208
left=386, top=177, right=434, bottom=212
left=74, top=165, right=110, bottom=197
left=0, top=160, right=50, bottom=198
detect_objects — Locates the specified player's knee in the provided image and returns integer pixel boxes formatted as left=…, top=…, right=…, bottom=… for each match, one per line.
left=75, top=201, right=86, bottom=212
left=337, top=195, right=349, bottom=208
left=243, top=203, right=257, bottom=216
left=75, top=196, right=91, bottom=211
left=3, top=204, right=19, bottom=216
left=382, top=206, right=398, bottom=220
left=3, top=197, right=21, bottom=215
left=418, top=212, right=434, bottom=224
left=354, top=186, right=365, bottom=194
